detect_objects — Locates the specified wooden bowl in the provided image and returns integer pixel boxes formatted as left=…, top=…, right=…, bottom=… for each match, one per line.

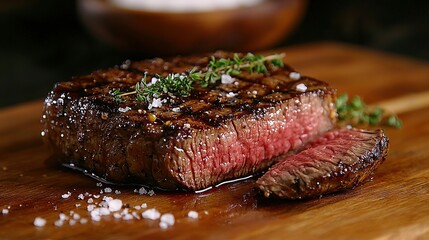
left=77, top=0, right=307, bottom=55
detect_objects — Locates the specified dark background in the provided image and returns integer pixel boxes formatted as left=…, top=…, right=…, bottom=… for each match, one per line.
left=1, top=0, right=428, bottom=108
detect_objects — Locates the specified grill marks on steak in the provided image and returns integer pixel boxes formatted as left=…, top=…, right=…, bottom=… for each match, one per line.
left=256, top=128, right=389, bottom=199
left=42, top=51, right=337, bottom=191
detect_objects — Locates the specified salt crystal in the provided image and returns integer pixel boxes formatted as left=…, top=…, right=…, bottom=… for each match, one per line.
left=289, top=72, right=301, bottom=80
left=75, top=203, right=81, bottom=207
left=69, top=219, right=77, bottom=226
left=91, top=215, right=101, bottom=222
left=62, top=192, right=71, bottom=199
left=118, top=107, right=132, bottom=113
left=221, top=74, right=234, bottom=84
left=103, top=196, right=113, bottom=202
left=296, top=83, right=307, bottom=92
left=73, top=213, right=80, bottom=220
left=93, top=195, right=100, bottom=199
left=226, top=92, right=237, bottom=98
left=252, top=90, right=258, bottom=95
left=150, top=98, right=163, bottom=109
left=96, top=182, right=103, bottom=187
left=148, top=77, right=159, bottom=86
left=160, top=213, right=175, bottom=226
left=142, top=208, right=161, bottom=220
left=104, top=187, right=112, bottom=193
left=113, top=213, right=122, bottom=219
left=148, top=190, right=155, bottom=196
left=115, top=190, right=121, bottom=194
left=99, top=207, right=111, bottom=216
left=138, top=187, right=147, bottom=195
left=33, top=217, right=46, bottom=227
left=159, top=221, right=169, bottom=229
left=80, top=218, right=88, bottom=224
left=59, top=213, right=68, bottom=221
left=187, top=210, right=199, bottom=219
left=134, top=206, right=141, bottom=210
left=41, top=131, right=45, bottom=137
left=87, top=198, right=94, bottom=204
left=54, top=220, right=64, bottom=227
left=172, top=107, right=181, bottom=112
left=78, top=194, right=84, bottom=200
left=183, top=124, right=190, bottom=129
left=87, top=204, right=96, bottom=211
left=132, top=212, right=140, bottom=220
left=141, top=203, right=148, bottom=208
left=108, top=199, right=123, bottom=212
left=123, top=214, right=133, bottom=220
left=2, top=209, right=9, bottom=215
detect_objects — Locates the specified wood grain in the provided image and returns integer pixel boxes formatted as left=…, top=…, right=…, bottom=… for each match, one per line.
left=1, top=42, right=429, bottom=239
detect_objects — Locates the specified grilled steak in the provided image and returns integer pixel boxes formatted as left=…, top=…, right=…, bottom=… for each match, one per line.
left=42, top=51, right=337, bottom=191
left=256, top=128, right=389, bottom=199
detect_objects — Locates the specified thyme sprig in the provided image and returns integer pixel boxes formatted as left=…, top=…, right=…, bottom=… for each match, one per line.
left=336, top=93, right=403, bottom=128
left=112, top=53, right=285, bottom=103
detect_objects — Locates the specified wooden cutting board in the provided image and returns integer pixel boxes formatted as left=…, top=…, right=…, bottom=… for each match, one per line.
left=1, top=42, right=429, bottom=239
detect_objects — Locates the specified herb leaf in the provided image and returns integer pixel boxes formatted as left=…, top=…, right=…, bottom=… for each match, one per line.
left=335, top=93, right=403, bottom=128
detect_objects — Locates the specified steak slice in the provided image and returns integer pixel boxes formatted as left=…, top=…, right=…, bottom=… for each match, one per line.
left=256, top=128, right=389, bottom=199
left=41, top=51, right=337, bottom=191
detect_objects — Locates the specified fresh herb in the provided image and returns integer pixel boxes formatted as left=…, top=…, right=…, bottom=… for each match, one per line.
left=113, top=53, right=285, bottom=103
left=336, top=93, right=403, bottom=128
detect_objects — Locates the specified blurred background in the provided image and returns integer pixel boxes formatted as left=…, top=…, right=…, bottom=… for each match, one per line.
left=1, top=0, right=428, bottom=108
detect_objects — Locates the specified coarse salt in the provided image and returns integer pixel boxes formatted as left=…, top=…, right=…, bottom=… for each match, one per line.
left=104, top=187, right=112, bottom=193
left=33, top=217, right=47, bottom=227
left=172, top=107, right=181, bottom=112
left=138, top=187, right=147, bottom=195
left=160, top=213, right=175, bottom=226
left=187, top=210, right=199, bottom=219
left=2, top=209, right=9, bottom=215
left=289, top=72, right=301, bottom=80
left=226, top=92, right=237, bottom=98
left=118, top=106, right=132, bottom=113
left=62, top=192, right=71, bottom=199
left=296, top=83, right=307, bottom=92
left=148, top=98, right=163, bottom=110
left=96, top=182, right=103, bottom=187
left=221, top=74, right=234, bottom=84
left=142, top=208, right=161, bottom=220
left=148, top=77, right=159, bottom=86
left=78, top=193, right=84, bottom=200
left=108, top=199, right=123, bottom=212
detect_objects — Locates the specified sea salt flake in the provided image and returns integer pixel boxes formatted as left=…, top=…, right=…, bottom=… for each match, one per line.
left=2, top=209, right=9, bottom=215
left=108, top=199, right=123, bottom=212
left=226, top=92, right=237, bottom=98
left=77, top=194, right=84, bottom=200
left=159, top=221, right=169, bottom=229
left=221, top=74, right=234, bottom=84
left=69, top=219, right=77, bottom=226
left=142, top=208, right=161, bottom=220
left=33, top=217, right=47, bottom=227
left=148, top=190, right=155, bottom=196
left=59, top=213, right=68, bottom=221
left=80, top=218, right=88, bottom=224
left=141, top=203, right=148, bottom=208
left=123, top=214, right=133, bottom=220
left=96, top=182, right=103, bottom=187
left=160, top=213, right=175, bottom=226
left=54, top=220, right=64, bottom=227
left=172, top=107, right=181, bottom=112
left=115, top=190, right=121, bottom=194
left=138, top=187, right=147, bottom=195
left=151, top=98, right=163, bottom=108
left=104, top=187, right=112, bottom=193
left=289, top=72, right=301, bottom=80
left=118, top=107, right=131, bottom=113
left=296, top=83, right=307, bottom=92
left=62, top=192, right=71, bottom=199
left=187, top=210, right=199, bottom=219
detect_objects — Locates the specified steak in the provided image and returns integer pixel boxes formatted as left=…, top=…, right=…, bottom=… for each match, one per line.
left=256, top=128, right=389, bottom=199
left=41, top=51, right=337, bottom=191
